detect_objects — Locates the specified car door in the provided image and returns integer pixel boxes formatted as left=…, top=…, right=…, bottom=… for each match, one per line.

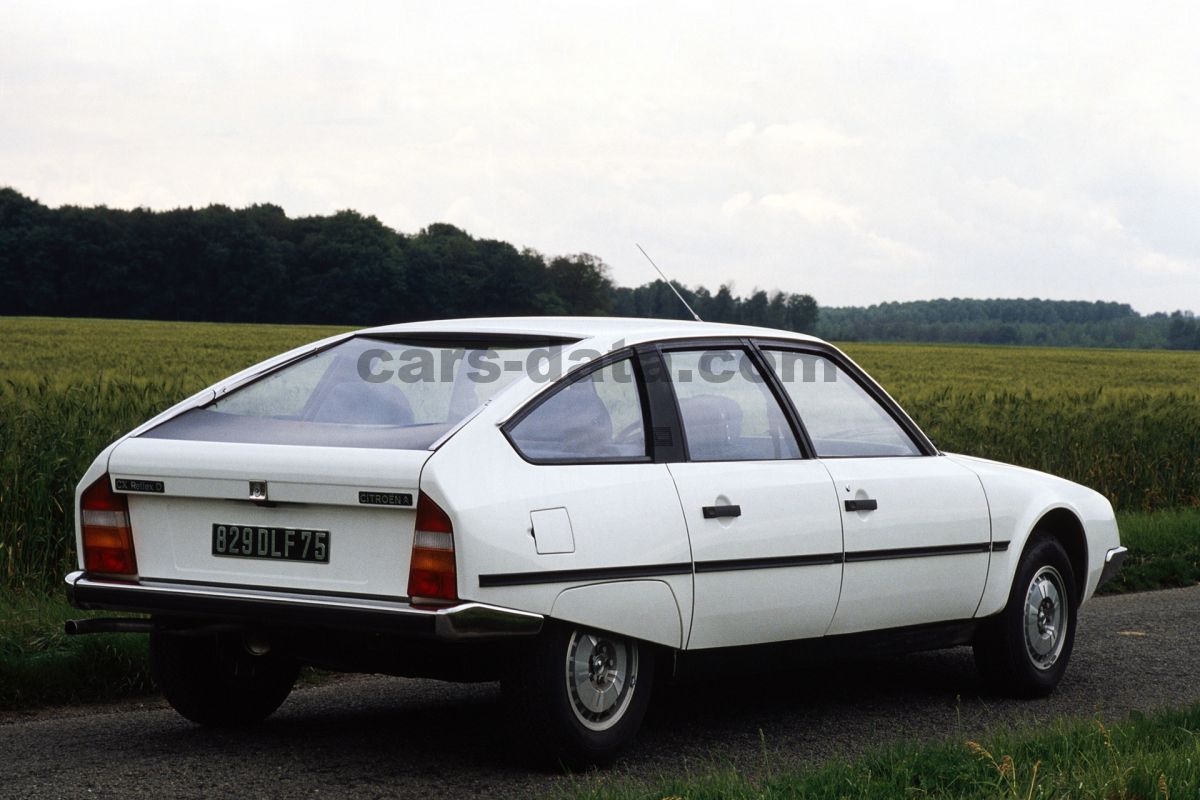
left=658, top=343, right=844, bottom=650
left=759, top=345, right=992, bottom=636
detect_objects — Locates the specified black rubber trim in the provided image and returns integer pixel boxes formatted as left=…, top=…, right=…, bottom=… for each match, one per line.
left=636, top=345, right=688, bottom=463
left=695, top=553, right=844, bottom=573
left=363, top=332, right=581, bottom=347
left=480, top=541, right=1001, bottom=586
left=845, top=542, right=992, bottom=563
left=991, top=540, right=1011, bottom=552
left=702, top=504, right=742, bottom=519
left=478, top=562, right=693, bottom=588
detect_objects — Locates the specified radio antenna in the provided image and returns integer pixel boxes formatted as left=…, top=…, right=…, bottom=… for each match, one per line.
left=635, top=243, right=702, bottom=322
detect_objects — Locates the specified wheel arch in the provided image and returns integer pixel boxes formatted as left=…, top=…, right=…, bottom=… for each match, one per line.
left=1027, top=507, right=1088, bottom=604
left=548, top=580, right=684, bottom=649
left=976, top=499, right=1091, bottom=618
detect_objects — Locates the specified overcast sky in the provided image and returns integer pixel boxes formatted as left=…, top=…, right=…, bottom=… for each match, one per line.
left=3, top=1, right=1198, bottom=313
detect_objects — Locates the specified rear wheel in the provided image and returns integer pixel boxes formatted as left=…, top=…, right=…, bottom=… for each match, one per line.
left=974, top=535, right=1077, bottom=697
left=502, top=623, right=655, bottom=769
left=150, top=628, right=300, bottom=726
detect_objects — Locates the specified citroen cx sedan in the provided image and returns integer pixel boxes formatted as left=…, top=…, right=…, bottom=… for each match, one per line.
left=65, top=317, right=1126, bottom=766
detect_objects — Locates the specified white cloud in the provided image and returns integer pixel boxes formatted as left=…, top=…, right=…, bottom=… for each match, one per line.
left=720, top=191, right=753, bottom=217
left=865, top=232, right=928, bottom=266
left=759, top=191, right=861, bottom=228
left=761, top=121, right=860, bottom=149
left=1136, top=251, right=1198, bottom=277
left=724, top=122, right=757, bottom=147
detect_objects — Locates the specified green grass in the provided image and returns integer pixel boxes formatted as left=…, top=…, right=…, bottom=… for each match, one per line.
left=564, top=705, right=1200, bottom=799
left=0, top=590, right=154, bottom=710
left=1105, top=508, right=1200, bottom=594
left=0, top=590, right=337, bottom=712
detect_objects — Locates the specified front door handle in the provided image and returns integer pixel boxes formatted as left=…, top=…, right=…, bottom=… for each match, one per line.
left=702, top=504, right=742, bottom=519
left=845, top=498, right=878, bottom=512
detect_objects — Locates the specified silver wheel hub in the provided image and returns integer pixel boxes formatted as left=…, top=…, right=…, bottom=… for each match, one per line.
left=1024, top=565, right=1068, bottom=670
left=566, top=631, right=638, bottom=732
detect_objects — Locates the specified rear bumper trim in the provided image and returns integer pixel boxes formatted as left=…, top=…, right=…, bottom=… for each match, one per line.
left=64, top=571, right=543, bottom=640
left=1097, top=546, right=1128, bottom=589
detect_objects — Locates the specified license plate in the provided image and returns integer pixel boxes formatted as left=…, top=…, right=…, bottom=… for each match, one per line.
left=212, top=524, right=330, bottom=563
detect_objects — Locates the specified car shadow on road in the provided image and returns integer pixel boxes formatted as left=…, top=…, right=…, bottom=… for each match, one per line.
left=151, top=647, right=998, bottom=782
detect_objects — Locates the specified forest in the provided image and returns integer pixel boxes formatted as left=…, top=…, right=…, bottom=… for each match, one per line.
left=820, top=298, right=1200, bottom=349
left=2, top=188, right=1196, bottom=348
left=0, top=188, right=817, bottom=331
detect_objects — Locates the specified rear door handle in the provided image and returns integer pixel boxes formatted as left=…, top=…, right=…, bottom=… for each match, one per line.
left=844, top=498, right=878, bottom=512
left=702, top=504, right=741, bottom=519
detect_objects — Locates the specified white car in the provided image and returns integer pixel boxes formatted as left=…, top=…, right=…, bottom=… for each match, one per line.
left=65, top=317, right=1126, bottom=766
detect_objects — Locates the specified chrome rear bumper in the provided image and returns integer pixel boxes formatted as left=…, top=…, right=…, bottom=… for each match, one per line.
left=64, top=571, right=543, bottom=641
left=1097, top=546, right=1129, bottom=589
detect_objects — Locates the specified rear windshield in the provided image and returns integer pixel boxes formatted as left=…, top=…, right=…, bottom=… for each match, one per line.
left=142, top=336, right=574, bottom=449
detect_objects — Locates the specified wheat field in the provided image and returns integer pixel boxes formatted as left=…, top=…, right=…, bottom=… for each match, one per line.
left=2, top=317, right=1197, bottom=589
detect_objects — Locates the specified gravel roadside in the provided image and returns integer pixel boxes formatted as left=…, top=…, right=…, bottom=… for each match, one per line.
left=1, top=585, right=1196, bottom=799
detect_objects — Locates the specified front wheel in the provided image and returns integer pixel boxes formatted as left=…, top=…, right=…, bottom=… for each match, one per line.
left=974, top=535, right=1077, bottom=697
left=502, top=623, right=655, bottom=769
left=150, top=628, right=300, bottom=726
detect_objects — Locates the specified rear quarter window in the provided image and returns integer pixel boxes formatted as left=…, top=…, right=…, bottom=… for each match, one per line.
left=507, top=358, right=648, bottom=462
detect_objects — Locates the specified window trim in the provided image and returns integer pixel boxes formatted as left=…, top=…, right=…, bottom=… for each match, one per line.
left=655, top=338, right=811, bottom=464
left=501, top=349, right=655, bottom=466
left=750, top=338, right=938, bottom=458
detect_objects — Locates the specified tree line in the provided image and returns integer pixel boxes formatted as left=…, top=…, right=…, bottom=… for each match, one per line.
left=0, top=188, right=817, bottom=330
left=820, top=298, right=1200, bottom=349
left=1, top=187, right=1195, bottom=348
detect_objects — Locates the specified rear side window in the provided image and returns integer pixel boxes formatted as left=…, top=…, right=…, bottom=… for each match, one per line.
left=664, top=349, right=801, bottom=462
left=762, top=349, right=921, bottom=457
left=143, top=336, right=569, bottom=450
left=507, top=358, right=647, bottom=462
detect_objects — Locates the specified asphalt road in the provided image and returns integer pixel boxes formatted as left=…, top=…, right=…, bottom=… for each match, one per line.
left=3, top=586, right=1199, bottom=799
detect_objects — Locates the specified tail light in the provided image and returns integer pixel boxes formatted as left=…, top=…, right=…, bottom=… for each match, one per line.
left=407, top=491, right=458, bottom=604
left=80, top=475, right=137, bottom=576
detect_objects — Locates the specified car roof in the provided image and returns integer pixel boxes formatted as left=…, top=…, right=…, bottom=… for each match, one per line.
left=358, top=316, right=823, bottom=351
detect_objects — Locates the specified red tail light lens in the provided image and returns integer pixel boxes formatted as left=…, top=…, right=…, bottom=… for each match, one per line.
left=80, top=475, right=137, bottom=576
left=407, top=491, right=457, bottom=603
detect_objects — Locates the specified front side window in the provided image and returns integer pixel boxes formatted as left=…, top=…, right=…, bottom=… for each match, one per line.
left=507, top=358, right=647, bottom=462
left=143, top=336, right=567, bottom=450
left=762, top=349, right=921, bottom=457
left=664, top=349, right=801, bottom=461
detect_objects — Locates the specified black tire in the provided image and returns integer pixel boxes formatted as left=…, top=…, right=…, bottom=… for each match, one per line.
left=150, top=628, right=300, bottom=726
left=974, top=535, right=1077, bottom=697
left=502, top=623, right=656, bottom=770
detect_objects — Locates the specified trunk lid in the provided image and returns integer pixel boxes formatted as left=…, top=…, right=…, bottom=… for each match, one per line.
left=108, top=437, right=428, bottom=598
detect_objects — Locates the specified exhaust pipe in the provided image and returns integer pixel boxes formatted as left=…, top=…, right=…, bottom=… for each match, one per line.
left=64, top=618, right=154, bottom=635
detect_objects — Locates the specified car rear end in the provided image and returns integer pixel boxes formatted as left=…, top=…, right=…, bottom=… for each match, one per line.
left=66, top=333, right=557, bottom=673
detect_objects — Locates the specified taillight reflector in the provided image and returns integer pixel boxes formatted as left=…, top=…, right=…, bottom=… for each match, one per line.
left=81, top=475, right=137, bottom=576
left=408, top=491, right=457, bottom=603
